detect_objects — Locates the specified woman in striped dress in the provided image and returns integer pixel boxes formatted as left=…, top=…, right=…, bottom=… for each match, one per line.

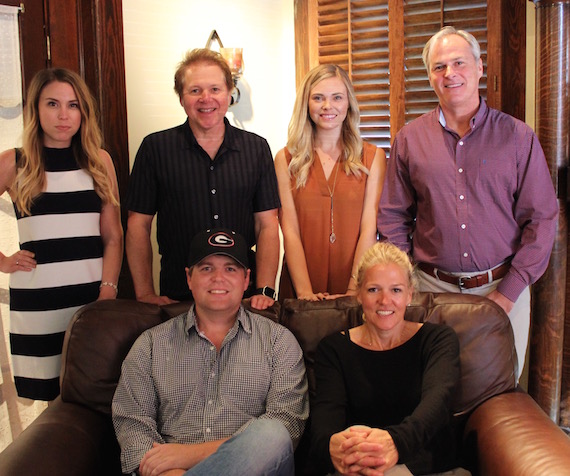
left=0, top=68, right=123, bottom=400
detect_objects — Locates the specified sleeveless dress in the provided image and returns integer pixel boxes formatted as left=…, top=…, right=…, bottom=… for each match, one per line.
left=279, top=142, right=377, bottom=299
left=9, top=147, right=103, bottom=400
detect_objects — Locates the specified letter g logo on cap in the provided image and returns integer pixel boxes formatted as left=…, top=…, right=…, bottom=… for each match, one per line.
left=209, top=232, right=234, bottom=247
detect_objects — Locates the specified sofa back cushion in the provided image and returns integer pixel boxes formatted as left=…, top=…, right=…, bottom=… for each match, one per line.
left=60, top=299, right=163, bottom=415
left=280, top=297, right=363, bottom=401
left=59, top=292, right=515, bottom=419
left=408, top=293, right=517, bottom=415
left=281, top=292, right=516, bottom=415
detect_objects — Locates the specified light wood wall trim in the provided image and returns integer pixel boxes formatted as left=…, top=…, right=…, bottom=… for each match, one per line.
left=388, top=0, right=404, bottom=144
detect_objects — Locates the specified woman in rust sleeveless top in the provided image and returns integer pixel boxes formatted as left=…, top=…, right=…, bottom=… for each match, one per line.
left=275, top=64, right=386, bottom=301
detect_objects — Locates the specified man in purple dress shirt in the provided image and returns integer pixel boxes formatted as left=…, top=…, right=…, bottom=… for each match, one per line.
left=378, top=26, right=558, bottom=380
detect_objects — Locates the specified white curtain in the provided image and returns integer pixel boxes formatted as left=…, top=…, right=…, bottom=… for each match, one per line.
left=0, top=4, right=23, bottom=150
left=0, top=4, right=48, bottom=453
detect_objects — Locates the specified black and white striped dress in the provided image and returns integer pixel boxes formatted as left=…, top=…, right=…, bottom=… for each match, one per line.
left=9, top=147, right=103, bottom=400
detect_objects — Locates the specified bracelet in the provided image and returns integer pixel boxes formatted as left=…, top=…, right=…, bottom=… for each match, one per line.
left=100, top=281, right=118, bottom=295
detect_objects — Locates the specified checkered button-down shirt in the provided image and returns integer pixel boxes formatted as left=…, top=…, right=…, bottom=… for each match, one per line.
left=112, top=305, right=309, bottom=474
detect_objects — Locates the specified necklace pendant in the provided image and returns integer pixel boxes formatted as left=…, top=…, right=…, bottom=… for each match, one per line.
left=329, top=233, right=336, bottom=244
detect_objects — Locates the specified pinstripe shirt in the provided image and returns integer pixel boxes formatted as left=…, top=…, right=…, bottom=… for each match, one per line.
left=126, top=118, right=281, bottom=298
left=112, top=305, right=309, bottom=474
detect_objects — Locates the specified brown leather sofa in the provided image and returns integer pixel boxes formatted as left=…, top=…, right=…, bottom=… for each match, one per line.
left=0, top=293, right=569, bottom=476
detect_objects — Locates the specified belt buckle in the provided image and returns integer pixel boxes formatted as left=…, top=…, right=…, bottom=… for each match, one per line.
left=457, top=276, right=471, bottom=289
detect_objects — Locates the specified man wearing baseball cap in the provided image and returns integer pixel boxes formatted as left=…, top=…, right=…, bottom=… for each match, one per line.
left=112, top=229, right=308, bottom=476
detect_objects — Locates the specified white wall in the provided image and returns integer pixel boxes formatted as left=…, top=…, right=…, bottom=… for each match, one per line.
left=122, top=0, right=295, bottom=161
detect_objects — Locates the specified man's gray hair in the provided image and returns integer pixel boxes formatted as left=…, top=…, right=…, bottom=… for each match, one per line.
left=422, top=26, right=481, bottom=74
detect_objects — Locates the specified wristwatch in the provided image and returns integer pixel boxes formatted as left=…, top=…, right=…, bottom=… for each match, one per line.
left=254, top=286, right=277, bottom=300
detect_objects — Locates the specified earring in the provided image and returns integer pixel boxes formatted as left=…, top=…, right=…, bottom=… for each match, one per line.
left=362, top=313, right=366, bottom=322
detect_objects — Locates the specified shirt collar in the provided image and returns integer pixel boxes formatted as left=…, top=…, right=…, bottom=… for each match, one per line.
left=183, top=117, right=240, bottom=154
left=185, top=303, right=252, bottom=336
left=437, top=97, right=487, bottom=131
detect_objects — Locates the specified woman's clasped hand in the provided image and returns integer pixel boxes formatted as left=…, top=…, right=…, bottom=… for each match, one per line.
left=330, top=425, right=398, bottom=476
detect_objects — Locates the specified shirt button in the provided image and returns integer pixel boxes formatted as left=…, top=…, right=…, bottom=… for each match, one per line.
left=210, top=345, right=215, bottom=351
left=211, top=189, right=216, bottom=195
left=210, top=165, right=214, bottom=171
left=206, top=428, right=211, bottom=433
left=459, top=195, right=464, bottom=200
left=459, top=141, right=464, bottom=146
left=463, top=252, right=469, bottom=258
left=461, top=224, right=466, bottom=229
left=458, top=168, right=463, bottom=173
left=211, top=372, right=215, bottom=377
left=213, top=214, right=219, bottom=220
left=208, top=400, right=213, bottom=405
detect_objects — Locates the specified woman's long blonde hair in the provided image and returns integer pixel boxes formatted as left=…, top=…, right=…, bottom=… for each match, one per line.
left=13, top=68, right=118, bottom=215
left=286, top=64, right=368, bottom=188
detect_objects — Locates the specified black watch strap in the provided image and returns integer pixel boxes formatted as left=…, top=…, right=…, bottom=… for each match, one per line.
left=254, top=286, right=277, bottom=300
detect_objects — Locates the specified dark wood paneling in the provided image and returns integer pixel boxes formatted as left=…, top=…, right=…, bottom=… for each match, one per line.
left=78, top=0, right=132, bottom=297
left=501, top=0, right=526, bottom=120
left=530, top=0, right=570, bottom=427
left=78, top=0, right=130, bottom=203
left=3, top=0, right=48, bottom=98
left=486, top=0, right=526, bottom=121
left=486, top=0, right=503, bottom=112
left=46, top=0, right=81, bottom=70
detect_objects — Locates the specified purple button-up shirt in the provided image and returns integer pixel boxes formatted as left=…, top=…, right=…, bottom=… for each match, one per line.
left=378, top=100, right=558, bottom=302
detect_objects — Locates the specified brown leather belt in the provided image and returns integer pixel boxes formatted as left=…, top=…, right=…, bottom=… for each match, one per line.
left=418, top=262, right=510, bottom=289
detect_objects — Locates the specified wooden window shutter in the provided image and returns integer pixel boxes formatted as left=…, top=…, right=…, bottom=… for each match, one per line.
left=315, top=0, right=391, bottom=150
left=402, top=1, right=489, bottom=126
left=311, top=0, right=489, bottom=151
left=295, top=0, right=524, bottom=154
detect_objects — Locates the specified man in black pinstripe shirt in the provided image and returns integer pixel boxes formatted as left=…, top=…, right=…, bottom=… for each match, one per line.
left=126, top=49, right=280, bottom=310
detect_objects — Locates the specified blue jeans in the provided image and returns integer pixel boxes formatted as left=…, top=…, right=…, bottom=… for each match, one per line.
left=184, top=419, right=295, bottom=476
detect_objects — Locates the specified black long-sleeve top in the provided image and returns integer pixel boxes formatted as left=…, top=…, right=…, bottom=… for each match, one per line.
left=310, top=322, right=460, bottom=475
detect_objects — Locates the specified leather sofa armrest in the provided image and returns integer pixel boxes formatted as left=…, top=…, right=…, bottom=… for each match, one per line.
left=0, top=397, right=121, bottom=476
left=463, top=391, right=570, bottom=476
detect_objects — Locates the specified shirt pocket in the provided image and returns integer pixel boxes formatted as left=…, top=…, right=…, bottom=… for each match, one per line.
left=476, top=149, right=516, bottom=195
